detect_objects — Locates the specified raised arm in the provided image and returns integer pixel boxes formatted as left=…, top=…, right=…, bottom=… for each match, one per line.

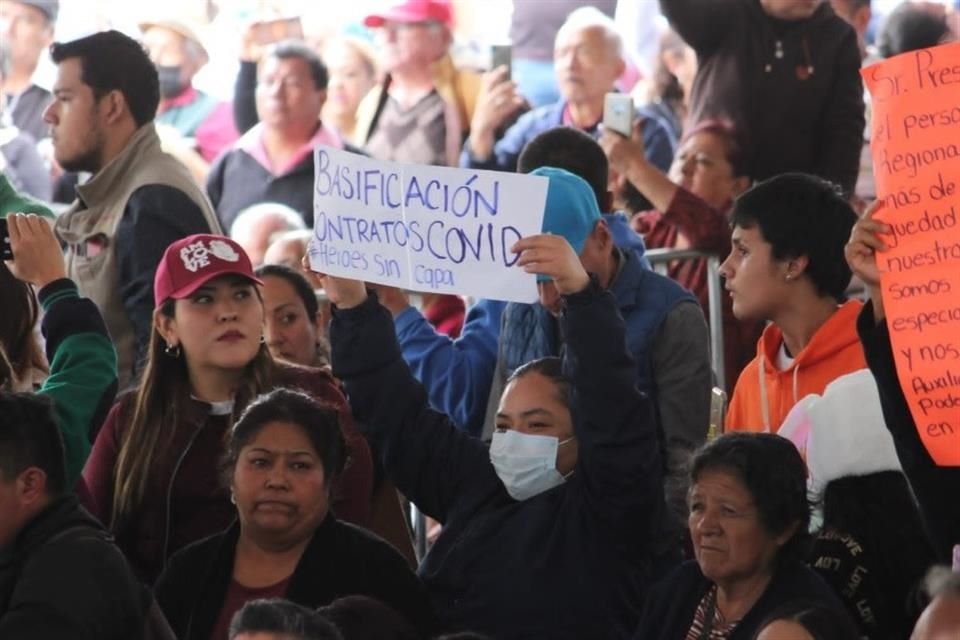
left=814, top=27, right=865, bottom=196
left=660, top=0, right=742, bottom=56
left=6, top=214, right=118, bottom=488
left=847, top=204, right=960, bottom=559
left=377, top=286, right=504, bottom=436
left=514, top=234, right=664, bottom=525
left=325, top=277, right=501, bottom=523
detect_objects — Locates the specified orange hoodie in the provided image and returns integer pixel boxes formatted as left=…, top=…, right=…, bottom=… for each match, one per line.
left=725, top=300, right=867, bottom=433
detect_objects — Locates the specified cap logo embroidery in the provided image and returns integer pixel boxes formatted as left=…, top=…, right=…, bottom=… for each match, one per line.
left=179, top=239, right=241, bottom=273
left=180, top=241, right=210, bottom=272
left=209, top=240, right=240, bottom=263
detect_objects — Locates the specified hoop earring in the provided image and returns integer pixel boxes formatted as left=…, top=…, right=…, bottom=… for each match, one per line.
left=260, top=335, right=266, bottom=344
left=164, top=343, right=182, bottom=358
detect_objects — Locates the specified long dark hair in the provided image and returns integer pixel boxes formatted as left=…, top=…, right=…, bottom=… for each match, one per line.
left=820, top=471, right=936, bottom=614
left=111, top=295, right=275, bottom=530
left=0, top=261, right=47, bottom=389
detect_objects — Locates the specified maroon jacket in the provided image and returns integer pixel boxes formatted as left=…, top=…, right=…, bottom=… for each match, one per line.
left=81, top=363, right=373, bottom=583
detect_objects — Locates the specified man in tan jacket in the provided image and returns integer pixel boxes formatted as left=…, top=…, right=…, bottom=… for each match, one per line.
left=47, top=30, right=221, bottom=388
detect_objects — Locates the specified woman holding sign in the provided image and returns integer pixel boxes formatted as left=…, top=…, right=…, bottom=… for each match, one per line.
left=312, top=230, right=666, bottom=637
left=847, top=204, right=960, bottom=562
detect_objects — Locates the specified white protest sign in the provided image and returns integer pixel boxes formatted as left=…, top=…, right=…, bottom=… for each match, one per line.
left=308, top=146, right=548, bottom=303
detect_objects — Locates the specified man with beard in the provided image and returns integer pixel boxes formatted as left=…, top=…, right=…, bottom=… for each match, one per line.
left=47, top=30, right=221, bottom=388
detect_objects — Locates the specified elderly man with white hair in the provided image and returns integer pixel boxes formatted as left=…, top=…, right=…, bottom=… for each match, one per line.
left=229, top=201, right=305, bottom=266
left=462, top=6, right=676, bottom=174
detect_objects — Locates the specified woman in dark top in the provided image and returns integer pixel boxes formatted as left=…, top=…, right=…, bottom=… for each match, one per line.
left=779, top=368, right=935, bottom=638
left=635, top=433, right=850, bottom=640
left=313, top=229, right=667, bottom=638
left=845, top=204, right=960, bottom=560
left=155, top=388, right=434, bottom=640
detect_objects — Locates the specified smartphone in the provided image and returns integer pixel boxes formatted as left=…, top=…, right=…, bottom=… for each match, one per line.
left=491, top=44, right=512, bottom=77
left=708, top=387, right=727, bottom=441
left=253, top=17, right=304, bottom=45
left=0, top=218, right=11, bottom=261
left=603, top=93, right=634, bottom=137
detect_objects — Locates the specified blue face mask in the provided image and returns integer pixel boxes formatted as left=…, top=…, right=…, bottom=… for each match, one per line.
left=489, top=430, right=575, bottom=501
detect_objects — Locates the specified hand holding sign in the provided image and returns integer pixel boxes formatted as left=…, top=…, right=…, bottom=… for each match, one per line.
left=845, top=200, right=890, bottom=318
left=302, top=256, right=368, bottom=310
left=862, top=41, right=960, bottom=466
left=513, top=234, right=590, bottom=295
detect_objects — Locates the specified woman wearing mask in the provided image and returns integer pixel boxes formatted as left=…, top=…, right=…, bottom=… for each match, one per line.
left=82, top=234, right=373, bottom=583
left=314, top=228, right=666, bottom=638
left=155, top=389, right=434, bottom=640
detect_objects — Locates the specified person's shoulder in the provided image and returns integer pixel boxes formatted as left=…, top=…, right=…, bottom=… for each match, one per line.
left=328, top=518, right=411, bottom=566
left=772, top=557, right=845, bottom=601
left=275, top=361, right=339, bottom=390
left=164, top=528, right=228, bottom=571
left=648, top=560, right=707, bottom=599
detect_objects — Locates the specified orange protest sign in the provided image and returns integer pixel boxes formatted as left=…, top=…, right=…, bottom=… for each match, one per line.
left=862, top=41, right=960, bottom=466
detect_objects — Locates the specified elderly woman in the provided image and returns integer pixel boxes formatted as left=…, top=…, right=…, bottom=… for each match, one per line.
left=635, top=433, right=850, bottom=639
left=154, top=388, right=434, bottom=640
left=601, top=118, right=756, bottom=387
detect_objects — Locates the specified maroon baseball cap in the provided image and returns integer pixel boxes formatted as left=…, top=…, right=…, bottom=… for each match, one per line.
left=154, top=234, right=262, bottom=307
left=363, top=0, right=453, bottom=27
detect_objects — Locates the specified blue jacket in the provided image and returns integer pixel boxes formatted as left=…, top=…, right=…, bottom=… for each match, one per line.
left=394, top=298, right=507, bottom=437
left=395, top=213, right=650, bottom=436
left=460, top=100, right=676, bottom=173
left=332, top=281, right=666, bottom=639
left=499, top=247, right=695, bottom=401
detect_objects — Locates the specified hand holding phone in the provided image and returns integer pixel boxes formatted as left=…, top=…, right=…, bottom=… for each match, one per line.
left=491, top=45, right=512, bottom=78
left=0, top=218, right=11, bottom=261
left=3, top=214, right=67, bottom=289
left=254, top=17, right=304, bottom=45
left=603, top=93, right=634, bottom=137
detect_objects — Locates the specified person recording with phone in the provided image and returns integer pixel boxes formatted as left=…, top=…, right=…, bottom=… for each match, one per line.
left=462, top=7, right=676, bottom=176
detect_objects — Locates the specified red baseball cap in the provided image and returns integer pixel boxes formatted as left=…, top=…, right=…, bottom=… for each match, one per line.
left=154, top=234, right=262, bottom=307
left=363, top=0, right=454, bottom=27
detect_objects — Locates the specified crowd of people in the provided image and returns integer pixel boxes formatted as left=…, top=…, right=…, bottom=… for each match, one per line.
left=1, top=0, right=960, bottom=638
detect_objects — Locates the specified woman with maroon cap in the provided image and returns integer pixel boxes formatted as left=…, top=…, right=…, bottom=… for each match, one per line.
left=81, top=234, right=373, bottom=584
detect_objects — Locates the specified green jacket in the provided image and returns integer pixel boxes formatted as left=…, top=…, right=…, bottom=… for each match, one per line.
left=37, top=279, right=118, bottom=486
left=0, top=174, right=54, bottom=219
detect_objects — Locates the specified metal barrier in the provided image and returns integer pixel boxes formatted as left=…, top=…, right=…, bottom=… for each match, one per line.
left=644, top=248, right=727, bottom=393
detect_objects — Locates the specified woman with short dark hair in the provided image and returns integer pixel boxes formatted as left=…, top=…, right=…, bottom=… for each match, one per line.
left=635, top=432, right=851, bottom=640
left=155, top=388, right=434, bottom=640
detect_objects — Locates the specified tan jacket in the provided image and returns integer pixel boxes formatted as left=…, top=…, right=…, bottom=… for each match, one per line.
left=55, top=123, right=221, bottom=386
left=354, top=54, right=480, bottom=166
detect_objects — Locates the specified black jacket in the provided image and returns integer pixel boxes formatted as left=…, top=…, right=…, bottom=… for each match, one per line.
left=634, top=559, right=849, bottom=639
left=858, top=303, right=960, bottom=561
left=0, top=495, right=146, bottom=639
left=662, top=0, right=864, bottom=194
left=154, top=515, right=435, bottom=639
left=205, top=140, right=365, bottom=232
left=330, top=281, right=667, bottom=639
